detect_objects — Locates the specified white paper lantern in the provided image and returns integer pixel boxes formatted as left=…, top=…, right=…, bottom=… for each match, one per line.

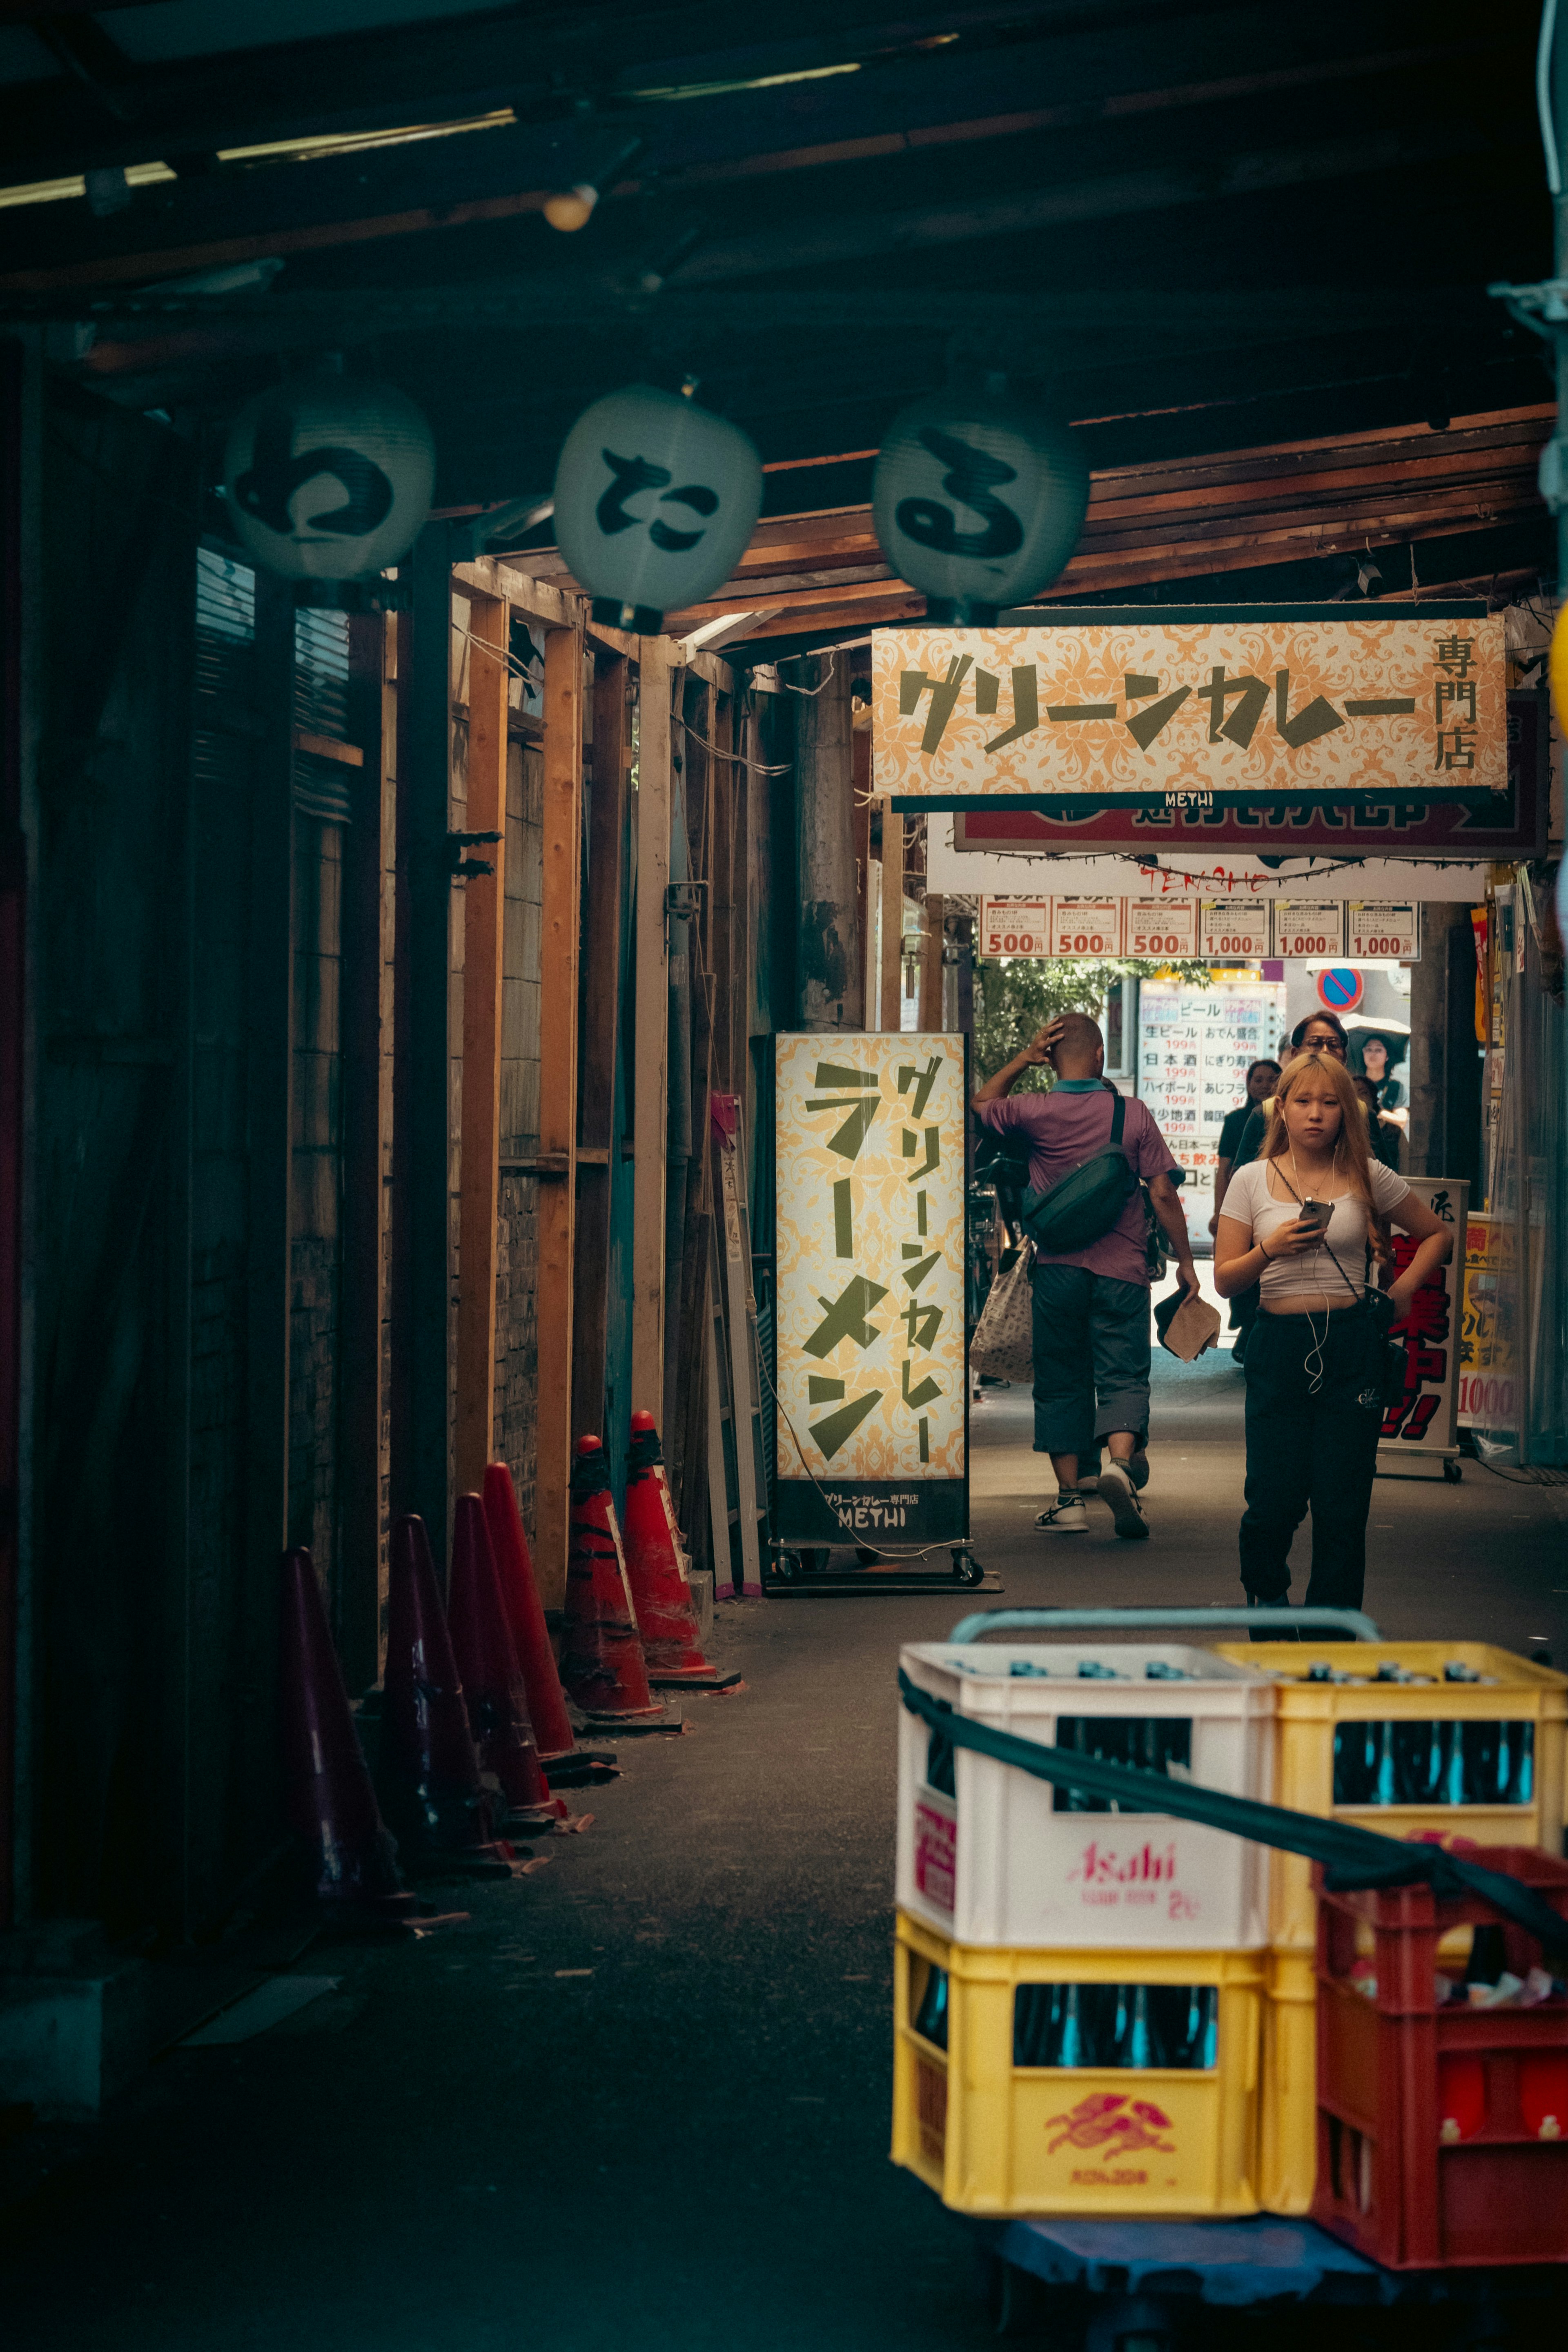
left=223, top=376, right=435, bottom=579
left=872, top=381, right=1089, bottom=622
left=552, top=383, right=763, bottom=631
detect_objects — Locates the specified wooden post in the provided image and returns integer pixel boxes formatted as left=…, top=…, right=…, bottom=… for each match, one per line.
left=633, top=639, right=673, bottom=1419
left=454, top=592, right=508, bottom=1497
left=534, top=626, right=583, bottom=1606
left=571, top=650, right=629, bottom=1449
left=880, top=804, right=904, bottom=1033
left=852, top=714, right=871, bottom=1028
left=710, top=692, right=738, bottom=1097
left=920, top=892, right=945, bottom=1030
left=793, top=652, right=860, bottom=1029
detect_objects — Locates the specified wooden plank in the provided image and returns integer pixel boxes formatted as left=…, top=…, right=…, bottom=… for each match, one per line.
left=570, top=649, right=628, bottom=1450
left=704, top=1237, right=736, bottom=1601
left=632, top=637, right=673, bottom=1421
left=533, top=624, right=583, bottom=1608
left=920, top=891, right=945, bottom=1031
left=454, top=590, right=508, bottom=1499
left=880, top=804, right=904, bottom=1035
left=716, top=1122, right=764, bottom=1597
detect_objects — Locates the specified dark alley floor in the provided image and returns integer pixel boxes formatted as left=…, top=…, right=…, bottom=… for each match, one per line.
left=2, top=1351, right=1566, bottom=2349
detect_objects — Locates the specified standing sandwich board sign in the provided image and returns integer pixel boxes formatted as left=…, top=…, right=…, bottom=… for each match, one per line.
left=773, top=1033, right=969, bottom=1554
left=1377, top=1177, right=1468, bottom=1481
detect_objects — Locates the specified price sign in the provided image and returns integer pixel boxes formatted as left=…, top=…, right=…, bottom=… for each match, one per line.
left=978, top=897, right=1051, bottom=957
left=1199, top=898, right=1270, bottom=958
left=1125, top=896, right=1198, bottom=957
left=1347, top=902, right=1420, bottom=960
left=1050, top=897, right=1124, bottom=956
left=1272, top=900, right=1345, bottom=959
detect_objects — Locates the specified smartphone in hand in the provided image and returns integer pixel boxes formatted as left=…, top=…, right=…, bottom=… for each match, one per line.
left=1298, top=1198, right=1331, bottom=1236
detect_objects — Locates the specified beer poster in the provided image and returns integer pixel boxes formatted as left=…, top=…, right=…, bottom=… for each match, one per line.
left=774, top=1033, right=967, bottom=1544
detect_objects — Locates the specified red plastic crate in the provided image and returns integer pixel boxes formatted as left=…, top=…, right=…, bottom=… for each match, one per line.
left=1312, top=1847, right=1568, bottom=2269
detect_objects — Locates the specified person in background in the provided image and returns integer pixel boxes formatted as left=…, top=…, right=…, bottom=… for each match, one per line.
left=1356, top=1032, right=1408, bottom=1140
left=1214, top=1052, right=1452, bottom=1617
left=971, top=1012, right=1199, bottom=1541
left=1229, top=1013, right=1349, bottom=1179
left=1212, top=1058, right=1281, bottom=1365
left=1352, top=1074, right=1402, bottom=1170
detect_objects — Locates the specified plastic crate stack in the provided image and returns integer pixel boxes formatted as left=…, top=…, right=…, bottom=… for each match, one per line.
left=1214, top=1640, right=1568, bottom=2249
left=891, top=1640, right=1276, bottom=2218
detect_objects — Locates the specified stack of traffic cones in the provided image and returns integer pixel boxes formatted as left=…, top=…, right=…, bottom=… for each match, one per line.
left=561, top=1436, right=670, bottom=1727
left=279, top=1546, right=416, bottom=1922
left=622, top=1409, right=741, bottom=1690
left=379, top=1513, right=512, bottom=1876
left=447, top=1493, right=566, bottom=1829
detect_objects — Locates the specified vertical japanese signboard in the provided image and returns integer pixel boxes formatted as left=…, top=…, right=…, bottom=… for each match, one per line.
left=1139, top=979, right=1286, bottom=1244
left=1379, top=1178, right=1468, bottom=1476
left=774, top=1033, right=967, bottom=1544
left=1458, top=1211, right=1515, bottom=1433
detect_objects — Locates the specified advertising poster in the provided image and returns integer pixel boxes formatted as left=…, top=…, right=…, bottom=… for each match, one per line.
left=873, top=612, right=1506, bottom=800
left=774, top=1033, right=967, bottom=1543
left=1199, top=898, right=1272, bottom=958
left=978, top=898, right=1051, bottom=956
left=1272, top=900, right=1345, bottom=958
left=1138, top=980, right=1286, bottom=1245
left=1458, top=1212, right=1516, bottom=1433
left=1347, top=902, right=1420, bottom=960
left=1378, top=1178, right=1468, bottom=1474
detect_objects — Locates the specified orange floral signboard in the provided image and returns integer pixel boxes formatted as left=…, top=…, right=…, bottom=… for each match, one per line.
left=871, top=613, right=1505, bottom=799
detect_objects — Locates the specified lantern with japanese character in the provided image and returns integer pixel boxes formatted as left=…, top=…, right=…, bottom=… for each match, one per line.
left=872, top=378, right=1088, bottom=623
left=552, top=383, right=763, bottom=632
left=223, top=375, right=436, bottom=579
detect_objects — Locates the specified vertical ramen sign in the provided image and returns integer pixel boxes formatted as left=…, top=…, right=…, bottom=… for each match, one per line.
left=774, top=1033, right=968, bottom=1544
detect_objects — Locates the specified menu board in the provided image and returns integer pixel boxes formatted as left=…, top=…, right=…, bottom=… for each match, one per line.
left=1139, top=980, right=1287, bottom=1245
left=1199, top=898, right=1272, bottom=958
left=1272, top=900, right=1345, bottom=959
left=1347, top=902, right=1421, bottom=960
left=1050, top=897, right=1123, bottom=956
left=1125, top=895, right=1198, bottom=957
left=978, top=898, right=1051, bottom=956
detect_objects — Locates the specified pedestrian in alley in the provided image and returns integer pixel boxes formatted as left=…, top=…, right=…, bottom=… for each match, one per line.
left=1224, top=1013, right=1350, bottom=1368
left=971, top=1012, right=1200, bottom=1541
left=1213, top=1051, right=1452, bottom=1617
left=1210, top=1056, right=1281, bottom=1363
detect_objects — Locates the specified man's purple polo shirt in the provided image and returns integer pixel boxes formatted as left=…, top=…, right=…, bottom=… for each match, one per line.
left=976, top=1085, right=1175, bottom=1287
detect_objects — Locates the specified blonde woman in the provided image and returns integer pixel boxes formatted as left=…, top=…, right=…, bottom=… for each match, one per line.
left=1214, top=1054, right=1451, bottom=1616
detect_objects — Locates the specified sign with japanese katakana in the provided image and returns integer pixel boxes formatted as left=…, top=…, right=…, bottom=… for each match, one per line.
left=774, top=1032, right=967, bottom=1543
left=1378, top=1178, right=1468, bottom=1473
left=872, top=610, right=1506, bottom=802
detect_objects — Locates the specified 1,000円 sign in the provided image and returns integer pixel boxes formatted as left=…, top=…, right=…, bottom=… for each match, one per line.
left=774, top=1033, right=967, bottom=1544
left=872, top=611, right=1505, bottom=800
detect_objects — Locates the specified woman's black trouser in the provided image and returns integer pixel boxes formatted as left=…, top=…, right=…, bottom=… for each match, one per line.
left=1238, top=1309, right=1382, bottom=1611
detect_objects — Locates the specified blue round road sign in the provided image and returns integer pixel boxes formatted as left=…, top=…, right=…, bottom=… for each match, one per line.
left=1317, top=966, right=1364, bottom=1012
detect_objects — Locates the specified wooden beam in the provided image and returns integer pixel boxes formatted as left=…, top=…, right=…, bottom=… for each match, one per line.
left=454, top=590, right=508, bottom=1498
left=633, top=638, right=674, bottom=1419
left=919, top=892, right=945, bottom=1031
left=571, top=649, right=629, bottom=1450
left=879, top=804, right=904, bottom=1035
left=533, top=623, right=583, bottom=1607
left=793, top=650, right=861, bottom=1029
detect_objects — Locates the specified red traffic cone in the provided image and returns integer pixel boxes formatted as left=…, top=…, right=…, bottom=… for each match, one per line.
left=381, top=1514, right=510, bottom=1873
left=562, top=1437, right=667, bottom=1723
left=280, top=1546, right=416, bottom=1919
left=482, top=1461, right=576, bottom=1763
left=623, top=1409, right=742, bottom=1689
left=448, top=1493, right=564, bottom=1826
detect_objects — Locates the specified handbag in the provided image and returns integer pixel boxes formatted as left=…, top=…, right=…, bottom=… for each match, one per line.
left=1018, top=1091, right=1138, bottom=1252
left=969, top=1248, right=1035, bottom=1384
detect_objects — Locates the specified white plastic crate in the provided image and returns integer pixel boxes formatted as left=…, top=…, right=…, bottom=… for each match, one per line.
left=897, top=1642, right=1276, bottom=1950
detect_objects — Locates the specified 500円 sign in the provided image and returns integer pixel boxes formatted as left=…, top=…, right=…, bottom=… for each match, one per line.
left=873, top=609, right=1505, bottom=802
left=774, top=1033, right=967, bottom=1545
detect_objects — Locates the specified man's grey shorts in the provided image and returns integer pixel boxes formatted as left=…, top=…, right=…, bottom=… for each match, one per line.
left=1029, top=1260, right=1152, bottom=1457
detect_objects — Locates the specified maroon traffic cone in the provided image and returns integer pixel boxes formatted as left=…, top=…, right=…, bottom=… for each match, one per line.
left=623, top=1410, right=742, bottom=1689
left=561, top=1437, right=666, bottom=1723
left=279, top=1546, right=416, bottom=1919
left=483, top=1461, right=576, bottom=1762
left=380, top=1513, right=510, bottom=1874
left=448, top=1493, right=565, bottom=1826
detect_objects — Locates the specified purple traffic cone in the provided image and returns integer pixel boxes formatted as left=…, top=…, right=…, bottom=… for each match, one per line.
left=279, top=1546, right=416, bottom=1919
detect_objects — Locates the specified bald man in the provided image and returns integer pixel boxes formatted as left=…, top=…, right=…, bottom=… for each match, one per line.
left=973, top=1012, right=1198, bottom=1541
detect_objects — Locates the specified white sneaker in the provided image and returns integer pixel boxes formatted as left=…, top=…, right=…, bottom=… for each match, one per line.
left=1097, top=1464, right=1149, bottom=1540
left=1035, top=1497, right=1088, bottom=1534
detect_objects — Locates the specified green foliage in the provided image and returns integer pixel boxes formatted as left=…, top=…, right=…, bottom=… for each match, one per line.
left=974, top=957, right=1213, bottom=1094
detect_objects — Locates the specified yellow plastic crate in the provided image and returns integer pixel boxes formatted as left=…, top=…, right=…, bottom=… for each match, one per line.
left=1214, top=1642, right=1568, bottom=1950
left=1259, top=1947, right=1316, bottom=2216
left=891, top=1911, right=1265, bottom=2218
